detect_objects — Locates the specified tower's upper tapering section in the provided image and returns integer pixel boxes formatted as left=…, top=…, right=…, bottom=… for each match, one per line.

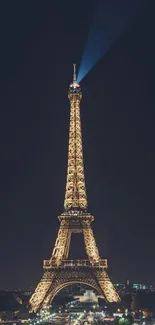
left=64, top=64, right=88, bottom=211
left=68, top=64, right=82, bottom=99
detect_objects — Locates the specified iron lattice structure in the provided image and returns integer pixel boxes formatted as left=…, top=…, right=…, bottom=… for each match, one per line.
left=64, top=69, right=87, bottom=211
left=29, top=65, right=120, bottom=312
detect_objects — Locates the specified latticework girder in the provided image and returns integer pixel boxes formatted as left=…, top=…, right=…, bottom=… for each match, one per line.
left=95, top=270, right=120, bottom=303
left=50, top=219, right=71, bottom=264
left=83, top=223, right=100, bottom=264
left=29, top=271, right=55, bottom=312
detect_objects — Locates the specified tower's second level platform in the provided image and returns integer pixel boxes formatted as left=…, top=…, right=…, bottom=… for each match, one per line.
left=43, top=259, right=107, bottom=270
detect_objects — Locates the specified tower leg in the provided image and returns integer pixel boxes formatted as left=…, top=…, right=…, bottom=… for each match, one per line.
left=83, top=221, right=100, bottom=264
left=95, top=270, right=120, bottom=303
left=51, top=220, right=71, bottom=264
left=29, top=271, right=56, bottom=312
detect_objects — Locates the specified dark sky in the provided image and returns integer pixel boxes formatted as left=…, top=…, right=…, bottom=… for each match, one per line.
left=1, top=0, right=155, bottom=290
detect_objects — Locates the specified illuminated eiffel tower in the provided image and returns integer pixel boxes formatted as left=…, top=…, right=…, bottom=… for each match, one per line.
left=29, top=65, right=120, bottom=312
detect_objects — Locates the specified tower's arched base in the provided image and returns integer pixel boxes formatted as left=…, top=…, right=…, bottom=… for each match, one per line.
left=47, top=281, right=102, bottom=305
left=30, top=266, right=120, bottom=312
left=42, top=270, right=104, bottom=307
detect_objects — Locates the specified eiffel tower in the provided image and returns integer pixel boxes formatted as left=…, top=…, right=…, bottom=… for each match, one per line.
left=29, top=65, right=120, bottom=312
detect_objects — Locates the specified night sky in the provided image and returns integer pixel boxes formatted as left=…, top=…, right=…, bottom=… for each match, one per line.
left=1, top=0, right=155, bottom=290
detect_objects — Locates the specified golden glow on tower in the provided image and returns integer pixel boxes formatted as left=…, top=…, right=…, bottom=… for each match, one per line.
left=64, top=64, right=87, bottom=211
left=29, top=65, right=120, bottom=312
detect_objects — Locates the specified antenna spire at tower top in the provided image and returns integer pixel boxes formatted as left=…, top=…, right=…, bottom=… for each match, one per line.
left=73, top=63, right=76, bottom=82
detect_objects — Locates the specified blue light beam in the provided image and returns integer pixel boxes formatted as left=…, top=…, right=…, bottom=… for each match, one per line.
left=77, top=0, right=146, bottom=83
